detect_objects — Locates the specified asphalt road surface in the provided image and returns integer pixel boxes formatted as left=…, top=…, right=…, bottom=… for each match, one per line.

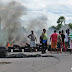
left=0, top=52, right=72, bottom=72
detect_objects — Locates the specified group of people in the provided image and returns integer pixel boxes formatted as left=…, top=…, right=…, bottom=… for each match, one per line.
left=28, top=29, right=48, bottom=53
left=50, top=29, right=70, bottom=53
left=28, top=28, right=70, bottom=54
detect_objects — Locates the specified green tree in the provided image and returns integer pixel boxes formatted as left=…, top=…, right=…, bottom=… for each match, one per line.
left=69, top=23, right=72, bottom=29
left=57, top=16, right=65, bottom=24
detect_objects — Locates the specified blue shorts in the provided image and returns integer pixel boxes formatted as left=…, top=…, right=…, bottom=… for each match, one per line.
left=43, top=40, right=47, bottom=43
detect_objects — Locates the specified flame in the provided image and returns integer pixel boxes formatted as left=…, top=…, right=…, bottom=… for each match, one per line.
left=11, top=44, right=13, bottom=47
left=7, top=43, right=10, bottom=48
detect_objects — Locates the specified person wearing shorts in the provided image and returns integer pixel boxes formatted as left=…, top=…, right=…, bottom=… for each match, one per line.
left=50, top=30, right=58, bottom=53
left=41, top=29, right=48, bottom=54
left=68, top=33, right=72, bottom=48
left=51, top=42, right=57, bottom=49
left=30, top=41, right=36, bottom=47
left=64, top=30, right=68, bottom=49
left=57, top=31, right=62, bottom=53
left=28, top=31, right=37, bottom=52
left=67, top=28, right=70, bottom=45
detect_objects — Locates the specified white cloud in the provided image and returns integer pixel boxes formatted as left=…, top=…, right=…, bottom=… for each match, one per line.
left=1, top=0, right=72, bottom=28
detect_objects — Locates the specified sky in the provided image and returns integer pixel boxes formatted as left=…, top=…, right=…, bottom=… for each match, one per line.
left=1, top=0, right=72, bottom=28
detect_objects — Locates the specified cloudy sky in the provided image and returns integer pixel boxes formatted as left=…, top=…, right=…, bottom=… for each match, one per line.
left=1, top=0, right=72, bottom=28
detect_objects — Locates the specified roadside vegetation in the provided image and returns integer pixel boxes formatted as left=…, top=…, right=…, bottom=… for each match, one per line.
left=51, top=16, right=72, bottom=30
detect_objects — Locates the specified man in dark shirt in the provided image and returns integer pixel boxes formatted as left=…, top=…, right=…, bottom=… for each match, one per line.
left=61, top=30, right=65, bottom=51
left=57, top=31, right=62, bottom=53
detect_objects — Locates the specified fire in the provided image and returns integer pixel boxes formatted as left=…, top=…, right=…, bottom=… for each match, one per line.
left=11, top=44, right=13, bottom=47
left=6, top=42, right=26, bottom=48
left=7, top=42, right=10, bottom=48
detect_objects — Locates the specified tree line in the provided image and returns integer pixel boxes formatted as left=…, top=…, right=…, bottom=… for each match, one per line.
left=51, top=16, right=72, bottom=30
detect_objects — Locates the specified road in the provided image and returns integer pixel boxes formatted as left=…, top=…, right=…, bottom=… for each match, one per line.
left=0, top=52, right=72, bottom=72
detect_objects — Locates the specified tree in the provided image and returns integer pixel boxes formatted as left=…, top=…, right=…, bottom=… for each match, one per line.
left=57, top=16, right=65, bottom=24
left=69, top=23, right=72, bottom=29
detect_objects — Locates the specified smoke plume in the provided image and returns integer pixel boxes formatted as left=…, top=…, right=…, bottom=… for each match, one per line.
left=28, top=15, right=48, bottom=31
left=0, top=1, right=27, bottom=45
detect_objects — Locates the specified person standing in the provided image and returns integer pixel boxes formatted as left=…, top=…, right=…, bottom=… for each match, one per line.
left=61, top=30, right=65, bottom=51
left=64, top=30, right=68, bottom=49
left=67, top=28, right=70, bottom=45
left=50, top=30, right=58, bottom=53
left=68, top=33, right=72, bottom=54
left=28, top=31, right=37, bottom=52
left=41, top=29, right=48, bottom=54
left=57, top=31, right=62, bottom=53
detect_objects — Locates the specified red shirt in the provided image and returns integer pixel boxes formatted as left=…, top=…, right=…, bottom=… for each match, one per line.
left=51, top=33, right=58, bottom=42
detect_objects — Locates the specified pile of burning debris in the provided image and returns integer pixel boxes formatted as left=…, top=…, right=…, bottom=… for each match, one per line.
left=0, top=42, right=71, bottom=58
left=6, top=42, right=52, bottom=52
left=7, top=43, right=48, bottom=52
left=0, top=43, right=45, bottom=58
left=0, top=42, right=51, bottom=52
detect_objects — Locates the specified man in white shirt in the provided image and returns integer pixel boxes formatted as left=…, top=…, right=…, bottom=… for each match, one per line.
left=64, top=30, right=68, bottom=49
left=28, top=31, right=37, bottom=52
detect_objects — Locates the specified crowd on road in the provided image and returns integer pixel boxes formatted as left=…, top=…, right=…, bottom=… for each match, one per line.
left=50, top=29, right=70, bottom=53
left=28, top=28, right=72, bottom=54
